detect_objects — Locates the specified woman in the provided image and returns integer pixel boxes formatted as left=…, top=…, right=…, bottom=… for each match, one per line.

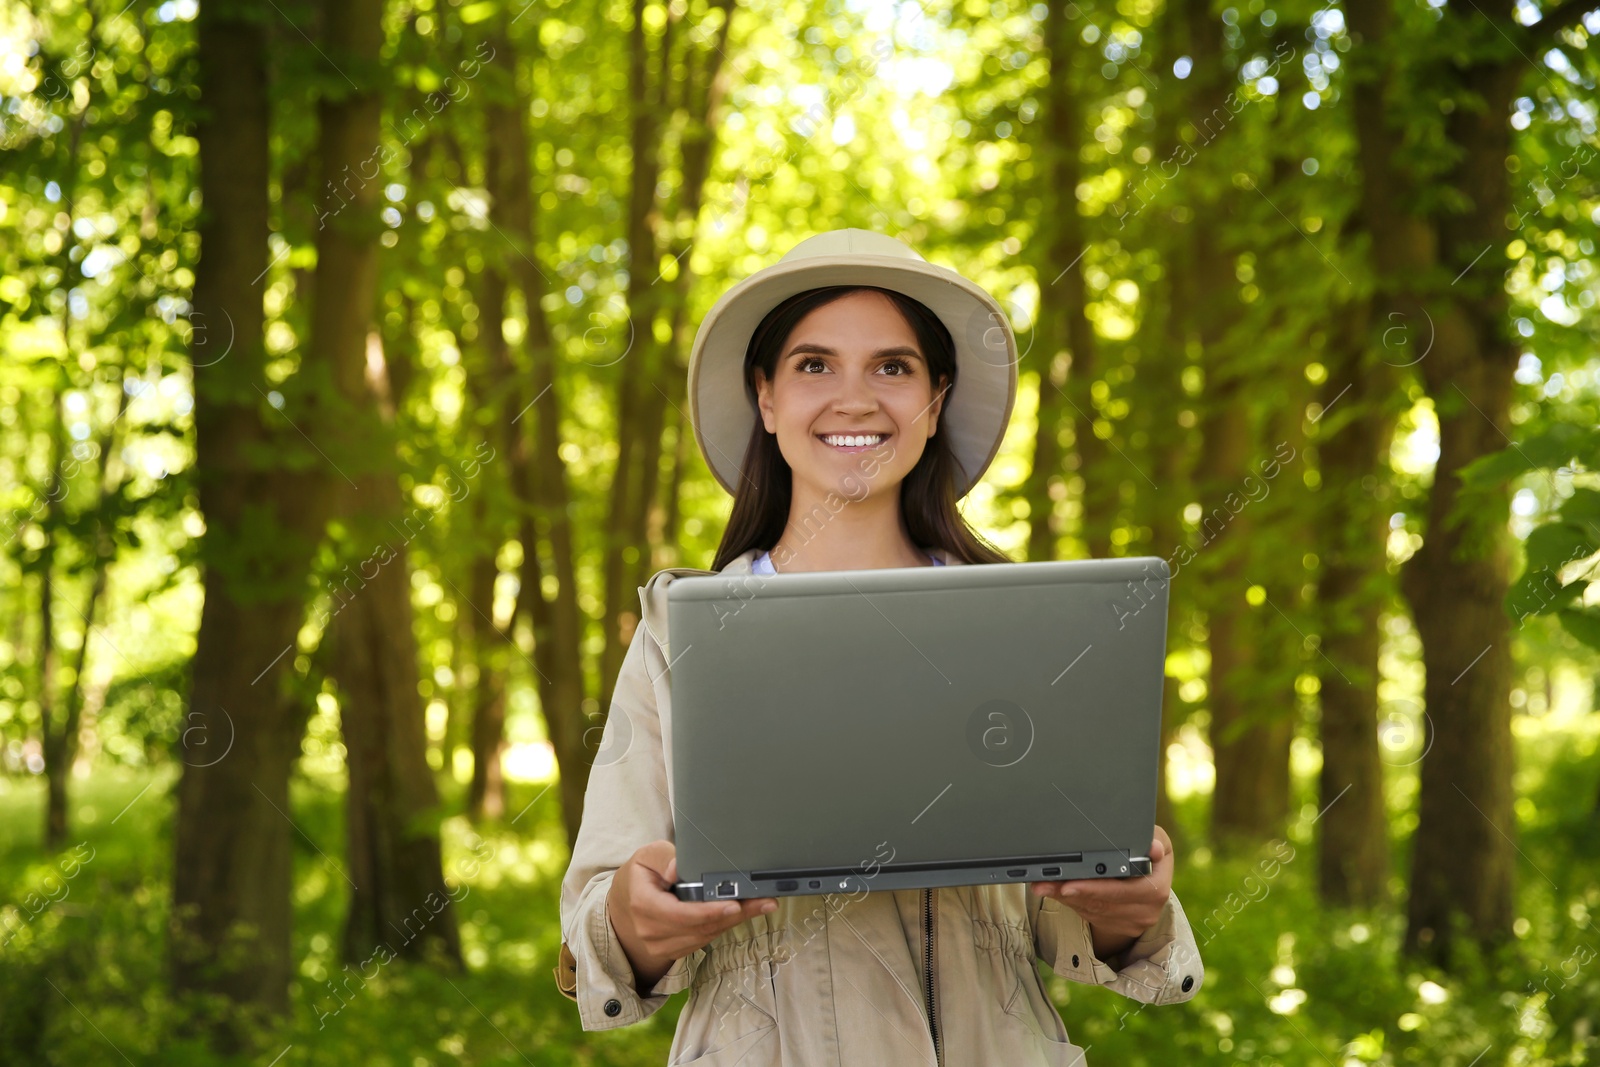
left=557, top=229, right=1204, bottom=1065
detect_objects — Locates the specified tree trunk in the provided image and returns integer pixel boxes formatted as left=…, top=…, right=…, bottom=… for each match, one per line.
left=1249, top=299, right=1312, bottom=845
left=1345, top=0, right=1522, bottom=962
left=474, top=26, right=589, bottom=845
left=39, top=56, right=96, bottom=851
left=173, top=0, right=324, bottom=1033
left=37, top=402, right=64, bottom=849
left=47, top=384, right=131, bottom=850
left=331, top=484, right=463, bottom=966
left=1169, top=0, right=1290, bottom=847
left=597, top=0, right=670, bottom=713
left=1132, top=0, right=1204, bottom=842
left=659, top=402, right=689, bottom=568
left=651, top=7, right=733, bottom=576
left=1312, top=310, right=1395, bottom=906
left=1401, top=357, right=1517, bottom=959
left=579, top=2, right=733, bottom=842
left=1200, top=396, right=1291, bottom=846
left=463, top=253, right=511, bottom=823
left=312, top=0, right=460, bottom=967
left=600, top=0, right=735, bottom=712
left=1026, top=0, right=1103, bottom=563
left=466, top=547, right=508, bottom=822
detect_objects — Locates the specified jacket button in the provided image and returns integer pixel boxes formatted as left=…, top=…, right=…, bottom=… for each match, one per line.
left=1181, top=976, right=1194, bottom=993
left=604, top=998, right=622, bottom=1017
left=1071, top=954, right=1080, bottom=968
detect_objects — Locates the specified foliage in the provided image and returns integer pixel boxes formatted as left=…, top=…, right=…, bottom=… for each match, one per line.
left=3, top=712, right=1597, bottom=1065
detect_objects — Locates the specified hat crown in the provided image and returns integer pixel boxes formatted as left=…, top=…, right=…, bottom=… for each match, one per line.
left=778, top=228, right=925, bottom=265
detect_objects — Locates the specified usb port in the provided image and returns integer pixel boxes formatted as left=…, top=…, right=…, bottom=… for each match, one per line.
left=1041, top=866, right=1061, bottom=877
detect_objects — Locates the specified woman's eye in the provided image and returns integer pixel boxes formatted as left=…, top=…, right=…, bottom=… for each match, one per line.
left=794, top=357, right=914, bottom=374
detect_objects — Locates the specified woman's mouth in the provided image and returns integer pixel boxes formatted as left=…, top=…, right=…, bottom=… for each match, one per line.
left=817, top=433, right=891, bottom=453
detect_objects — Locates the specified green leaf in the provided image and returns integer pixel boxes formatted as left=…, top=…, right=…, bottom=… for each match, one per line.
left=1556, top=607, right=1600, bottom=651
left=1458, top=445, right=1534, bottom=490
left=1559, top=487, right=1600, bottom=534
left=1459, top=425, right=1600, bottom=490
left=1505, top=522, right=1597, bottom=622
left=1522, top=521, right=1598, bottom=573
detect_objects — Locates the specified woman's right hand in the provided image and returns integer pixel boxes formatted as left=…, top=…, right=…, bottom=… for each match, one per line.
left=607, top=840, right=777, bottom=993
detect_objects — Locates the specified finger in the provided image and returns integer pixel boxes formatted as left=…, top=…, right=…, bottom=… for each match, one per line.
left=1149, top=835, right=1167, bottom=865
left=633, top=840, right=677, bottom=882
left=643, top=885, right=777, bottom=931
left=1049, top=878, right=1158, bottom=906
left=651, top=892, right=743, bottom=926
left=720, top=897, right=778, bottom=929
left=667, top=897, right=777, bottom=944
left=1152, top=825, right=1173, bottom=863
left=1031, top=880, right=1087, bottom=903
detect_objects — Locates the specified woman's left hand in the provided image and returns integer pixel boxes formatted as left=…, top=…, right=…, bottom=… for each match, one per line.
left=1029, top=825, right=1174, bottom=961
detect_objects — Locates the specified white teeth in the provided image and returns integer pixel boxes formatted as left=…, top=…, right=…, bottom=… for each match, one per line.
left=822, top=434, right=885, bottom=447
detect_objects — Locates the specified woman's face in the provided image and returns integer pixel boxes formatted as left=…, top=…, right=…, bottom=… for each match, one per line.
left=754, top=289, right=947, bottom=503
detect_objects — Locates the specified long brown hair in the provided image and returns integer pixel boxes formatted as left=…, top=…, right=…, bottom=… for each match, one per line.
left=710, top=285, right=1012, bottom=570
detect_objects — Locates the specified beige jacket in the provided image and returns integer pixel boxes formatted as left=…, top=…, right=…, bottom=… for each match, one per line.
left=557, top=546, right=1204, bottom=1065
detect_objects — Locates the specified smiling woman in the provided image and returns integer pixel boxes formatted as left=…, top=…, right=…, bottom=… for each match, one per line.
left=557, top=229, right=1206, bottom=1066
left=680, top=230, right=1021, bottom=577
left=717, top=280, right=1013, bottom=573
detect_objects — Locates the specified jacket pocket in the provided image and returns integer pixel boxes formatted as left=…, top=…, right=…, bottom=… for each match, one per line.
left=1004, top=954, right=1087, bottom=1064
left=1032, top=1032, right=1091, bottom=1067
left=670, top=1020, right=779, bottom=1066
left=668, top=958, right=780, bottom=1066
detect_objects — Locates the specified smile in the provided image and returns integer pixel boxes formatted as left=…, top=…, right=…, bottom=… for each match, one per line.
left=817, top=433, right=891, bottom=452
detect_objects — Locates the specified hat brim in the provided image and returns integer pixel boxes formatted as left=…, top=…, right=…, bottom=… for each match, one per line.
left=688, top=253, right=1019, bottom=501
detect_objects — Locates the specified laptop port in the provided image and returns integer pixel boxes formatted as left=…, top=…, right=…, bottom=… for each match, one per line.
left=716, top=881, right=737, bottom=897
left=1041, top=866, right=1061, bottom=877
left=777, top=880, right=798, bottom=891
left=809, top=880, right=821, bottom=889
left=1006, top=868, right=1026, bottom=877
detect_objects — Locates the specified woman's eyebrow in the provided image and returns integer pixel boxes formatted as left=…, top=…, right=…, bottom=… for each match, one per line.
left=785, top=342, right=924, bottom=361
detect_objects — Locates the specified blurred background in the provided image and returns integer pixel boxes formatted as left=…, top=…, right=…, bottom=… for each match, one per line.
left=1, top=0, right=1599, bottom=1061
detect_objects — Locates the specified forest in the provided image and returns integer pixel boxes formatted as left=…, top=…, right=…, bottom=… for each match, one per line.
left=1, top=0, right=1598, bottom=1061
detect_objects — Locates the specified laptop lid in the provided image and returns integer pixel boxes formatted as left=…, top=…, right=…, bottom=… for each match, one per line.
left=666, top=556, right=1170, bottom=901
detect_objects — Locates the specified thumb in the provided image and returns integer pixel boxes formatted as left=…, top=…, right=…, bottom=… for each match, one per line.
left=633, top=840, right=676, bottom=886
left=1149, top=834, right=1167, bottom=864
left=664, top=855, right=678, bottom=885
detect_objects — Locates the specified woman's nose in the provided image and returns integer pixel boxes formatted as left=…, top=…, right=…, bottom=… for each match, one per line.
left=831, top=371, right=879, bottom=413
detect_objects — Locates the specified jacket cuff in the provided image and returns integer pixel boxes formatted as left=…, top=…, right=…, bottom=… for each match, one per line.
left=1037, top=890, right=1205, bottom=1005
left=562, top=872, right=689, bottom=1030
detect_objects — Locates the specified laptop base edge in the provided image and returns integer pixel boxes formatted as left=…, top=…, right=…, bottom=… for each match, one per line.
left=673, top=849, right=1152, bottom=902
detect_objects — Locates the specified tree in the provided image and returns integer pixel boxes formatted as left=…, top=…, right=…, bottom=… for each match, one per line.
left=172, top=0, right=331, bottom=1031
left=1344, top=0, right=1595, bottom=961
left=1025, top=0, right=1110, bottom=564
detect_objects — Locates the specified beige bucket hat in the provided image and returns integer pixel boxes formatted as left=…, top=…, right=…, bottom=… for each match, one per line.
left=686, top=228, right=1019, bottom=501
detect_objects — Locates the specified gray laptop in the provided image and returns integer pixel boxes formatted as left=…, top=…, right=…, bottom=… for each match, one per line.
left=667, top=556, right=1169, bottom=902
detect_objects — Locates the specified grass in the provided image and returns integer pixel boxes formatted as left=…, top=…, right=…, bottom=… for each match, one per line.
left=1, top=707, right=1596, bottom=1066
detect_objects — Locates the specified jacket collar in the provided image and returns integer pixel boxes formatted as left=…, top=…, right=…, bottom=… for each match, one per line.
left=638, top=548, right=758, bottom=660
left=638, top=545, right=965, bottom=662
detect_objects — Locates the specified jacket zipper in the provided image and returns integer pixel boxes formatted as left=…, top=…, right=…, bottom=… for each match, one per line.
left=922, top=887, right=942, bottom=1067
